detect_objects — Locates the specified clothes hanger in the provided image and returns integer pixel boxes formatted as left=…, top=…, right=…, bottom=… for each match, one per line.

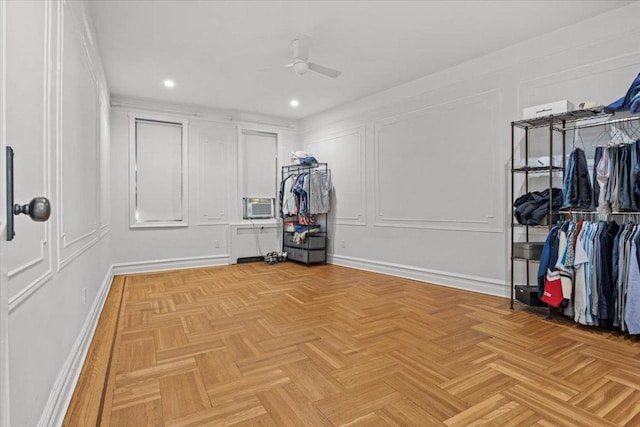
left=623, top=118, right=640, bottom=141
left=591, top=122, right=612, bottom=147
left=573, top=125, right=587, bottom=151
left=609, top=124, right=634, bottom=145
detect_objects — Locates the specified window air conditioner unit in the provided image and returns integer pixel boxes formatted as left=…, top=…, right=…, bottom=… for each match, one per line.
left=243, top=197, right=275, bottom=219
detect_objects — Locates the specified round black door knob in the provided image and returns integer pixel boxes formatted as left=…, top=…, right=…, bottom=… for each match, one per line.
left=13, top=197, right=51, bottom=222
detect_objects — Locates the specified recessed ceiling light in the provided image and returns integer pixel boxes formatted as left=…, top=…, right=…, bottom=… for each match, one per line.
left=290, top=99, right=299, bottom=107
left=163, top=79, right=175, bottom=88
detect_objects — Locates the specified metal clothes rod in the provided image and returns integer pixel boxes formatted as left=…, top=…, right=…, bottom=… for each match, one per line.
left=555, top=114, right=640, bottom=132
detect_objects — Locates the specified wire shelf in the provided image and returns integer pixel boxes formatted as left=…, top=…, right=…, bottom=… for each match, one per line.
left=512, top=165, right=563, bottom=173
left=512, top=106, right=613, bottom=129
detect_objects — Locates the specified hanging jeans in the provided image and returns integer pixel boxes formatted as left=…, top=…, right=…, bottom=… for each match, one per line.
left=619, top=144, right=632, bottom=210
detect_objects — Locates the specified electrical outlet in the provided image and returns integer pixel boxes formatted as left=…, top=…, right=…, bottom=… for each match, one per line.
left=341, top=240, right=346, bottom=248
left=82, top=288, right=87, bottom=305
left=214, top=240, right=220, bottom=248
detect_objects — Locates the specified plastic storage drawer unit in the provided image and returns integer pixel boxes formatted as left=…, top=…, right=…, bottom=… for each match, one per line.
left=514, top=285, right=545, bottom=306
left=286, top=247, right=325, bottom=264
left=513, top=242, right=544, bottom=260
left=283, top=233, right=325, bottom=249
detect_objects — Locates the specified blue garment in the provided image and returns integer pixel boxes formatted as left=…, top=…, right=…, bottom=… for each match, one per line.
left=619, top=145, right=631, bottom=210
left=625, top=240, right=640, bottom=334
left=634, top=142, right=640, bottom=209
left=612, top=224, right=625, bottom=304
left=598, top=221, right=619, bottom=321
left=606, top=147, right=618, bottom=204
left=514, top=189, right=563, bottom=226
left=583, top=222, right=595, bottom=325
left=631, top=142, right=640, bottom=211
left=562, top=153, right=576, bottom=208
left=292, top=173, right=309, bottom=216
left=631, top=92, right=640, bottom=114
left=611, top=224, right=627, bottom=326
left=562, top=148, right=592, bottom=209
left=591, top=224, right=603, bottom=324
left=608, top=72, right=640, bottom=113
left=538, top=223, right=562, bottom=298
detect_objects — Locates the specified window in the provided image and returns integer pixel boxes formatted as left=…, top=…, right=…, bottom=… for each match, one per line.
left=129, top=116, right=188, bottom=227
left=239, top=130, right=277, bottom=218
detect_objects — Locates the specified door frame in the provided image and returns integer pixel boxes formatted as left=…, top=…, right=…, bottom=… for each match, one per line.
left=0, top=0, right=11, bottom=425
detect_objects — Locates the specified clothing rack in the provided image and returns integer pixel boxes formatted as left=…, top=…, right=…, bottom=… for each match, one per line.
left=280, top=163, right=330, bottom=265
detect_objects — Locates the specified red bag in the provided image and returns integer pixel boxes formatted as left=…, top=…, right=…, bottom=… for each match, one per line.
left=541, top=270, right=564, bottom=307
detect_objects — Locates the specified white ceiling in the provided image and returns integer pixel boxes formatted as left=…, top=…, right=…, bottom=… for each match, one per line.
left=89, top=0, right=635, bottom=120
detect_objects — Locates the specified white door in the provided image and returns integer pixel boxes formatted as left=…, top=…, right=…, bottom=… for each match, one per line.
left=1, top=1, right=52, bottom=425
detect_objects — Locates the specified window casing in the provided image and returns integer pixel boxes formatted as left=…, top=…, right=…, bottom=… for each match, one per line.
left=129, top=115, right=188, bottom=228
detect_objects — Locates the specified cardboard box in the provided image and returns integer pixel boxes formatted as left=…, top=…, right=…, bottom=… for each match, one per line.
left=523, top=100, right=574, bottom=119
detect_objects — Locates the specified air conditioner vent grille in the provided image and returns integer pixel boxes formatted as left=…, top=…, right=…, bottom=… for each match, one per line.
left=243, top=198, right=275, bottom=219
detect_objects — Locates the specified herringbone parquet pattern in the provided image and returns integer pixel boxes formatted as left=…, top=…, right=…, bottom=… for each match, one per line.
left=71, top=263, right=640, bottom=426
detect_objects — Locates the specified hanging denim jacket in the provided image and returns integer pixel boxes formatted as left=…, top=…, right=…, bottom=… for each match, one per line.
left=563, top=147, right=592, bottom=209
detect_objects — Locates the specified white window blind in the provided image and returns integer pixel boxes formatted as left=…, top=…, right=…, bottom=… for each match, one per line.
left=130, top=117, right=188, bottom=227
left=241, top=130, right=277, bottom=199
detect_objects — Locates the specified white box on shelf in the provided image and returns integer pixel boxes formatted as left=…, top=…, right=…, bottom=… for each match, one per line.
left=523, top=100, right=574, bottom=119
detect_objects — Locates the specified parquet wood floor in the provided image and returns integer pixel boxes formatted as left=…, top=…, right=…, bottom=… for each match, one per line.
left=64, top=263, right=640, bottom=426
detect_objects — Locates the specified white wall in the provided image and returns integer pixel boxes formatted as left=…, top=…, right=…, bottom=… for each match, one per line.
left=3, top=1, right=112, bottom=426
left=300, top=3, right=640, bottom=297
left=109, top=103, right=297, bottom=272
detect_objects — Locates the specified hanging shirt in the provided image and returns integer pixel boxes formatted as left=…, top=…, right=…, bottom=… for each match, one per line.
left=308, top=170, right=331, bottom=214
left=281, top=174, right=297, bottom=216
left=574, top=225, right=591, bottom=325
left=596, top=146, right=611, bottom=217
left=625, top=239, right=640, bottom=334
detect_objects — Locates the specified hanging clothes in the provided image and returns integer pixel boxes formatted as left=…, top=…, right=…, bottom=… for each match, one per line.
left=562, top=147, right=592, bottom=209
left=538, top=218, right=640, bottom=333
left=279, top=168, right=332, bottom=218
left=592, top=140, right=640, bottom=215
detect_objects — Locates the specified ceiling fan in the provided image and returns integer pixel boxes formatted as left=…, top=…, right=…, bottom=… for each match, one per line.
left=286, top=34, right=342, bottom=79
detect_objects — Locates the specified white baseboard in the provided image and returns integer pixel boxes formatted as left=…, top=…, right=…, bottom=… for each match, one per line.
left=329, top=254, right=509, bottom=298
left=112, top=254, right=229, bottom=275
left=39, top=268, right=114, bottom=427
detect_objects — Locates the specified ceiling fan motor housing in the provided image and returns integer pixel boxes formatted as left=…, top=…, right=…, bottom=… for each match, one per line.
left=293, top=60, right=309, bottom=76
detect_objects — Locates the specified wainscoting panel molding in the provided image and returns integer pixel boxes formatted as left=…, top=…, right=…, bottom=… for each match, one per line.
left=305, top=126, right=366, bottom=226
left=197, top=131, right=229, bottom=225
left=373, top=89, right=502, bottom=233
left=5, top=0, right=53, bottom=305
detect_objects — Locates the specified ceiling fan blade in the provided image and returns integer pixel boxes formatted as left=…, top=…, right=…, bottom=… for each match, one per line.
left=308, top=62, right=342, bottom=78
left=292, top=33, right=310, bottom=60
